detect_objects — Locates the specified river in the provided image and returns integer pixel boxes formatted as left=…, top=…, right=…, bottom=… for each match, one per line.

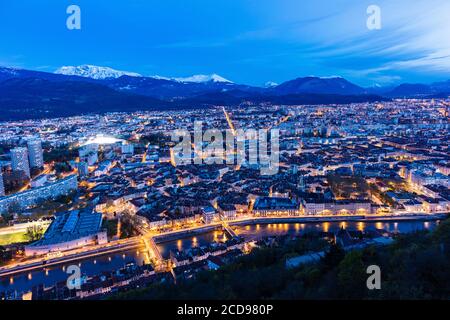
left=157, top=219, right=440, bottom=257
left=0, top=219, right=441, bottom=294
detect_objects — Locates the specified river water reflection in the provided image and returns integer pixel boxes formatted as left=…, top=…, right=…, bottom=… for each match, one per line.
left=157, top=220, right=439, bottom=257
left=0, top=248, right=146, bottom=293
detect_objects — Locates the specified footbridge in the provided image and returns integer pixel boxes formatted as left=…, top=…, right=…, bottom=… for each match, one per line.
left=221, top=220, right=239, bottom=239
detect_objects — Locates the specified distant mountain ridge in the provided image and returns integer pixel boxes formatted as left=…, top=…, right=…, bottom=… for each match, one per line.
left=55, top=65, right=232, bottom=84
left=0, top=64, right=448, bottom=121
left=384, top=80, right=450, bottom=98
left=272, top=76, right=365, bottom=95
left=0, top=77, right=168, bottom=120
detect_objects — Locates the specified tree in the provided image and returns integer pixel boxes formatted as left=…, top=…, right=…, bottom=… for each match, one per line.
left=44, top=145, right=78, bottom=163
left=24, top=225, right=44, bottom=242
left=0, top=245, right=12, bottom=263
left=321, top=243, right=345, bottom=270
left=337, top=250, right=366, bottom=299
left=54, top=162, right=73, bottom=175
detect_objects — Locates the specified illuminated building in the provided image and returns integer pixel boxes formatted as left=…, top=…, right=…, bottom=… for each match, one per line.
left=301, top=199, right=371, bottom=215
left=27, top=139, right=44, bottom=169
left=0, top=175, right=78, bottom=214
left=11, top=147, right=30, bottom=178
left=252, top=197, right=299, bottom=216
left=0, top=172, right=5, bottom=197
left=25, top=210, right=107, bottom=256
left=77, top=161, right=89, bottom=177
left=79, top=144, right=99, bottom=166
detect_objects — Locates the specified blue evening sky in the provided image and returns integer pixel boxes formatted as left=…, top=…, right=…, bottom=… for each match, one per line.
left=0, top=0, right=449, bottom=86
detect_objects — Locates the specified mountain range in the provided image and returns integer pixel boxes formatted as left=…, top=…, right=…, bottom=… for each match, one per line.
left=0, top=65, right=449, bottom=121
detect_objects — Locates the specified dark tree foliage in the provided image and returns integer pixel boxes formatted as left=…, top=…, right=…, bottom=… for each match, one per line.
left=44, top=146, right=78, bottom=163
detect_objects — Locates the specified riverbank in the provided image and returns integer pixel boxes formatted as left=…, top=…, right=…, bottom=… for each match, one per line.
left=153, top=224, right=222, bottom=243
left=0, top=239, right=142, bottom=277
left=227, top=213, right=447, bottom=227
left=360, top=213, right=447, bottom=222
left=153, top=212, right=447, bottom=243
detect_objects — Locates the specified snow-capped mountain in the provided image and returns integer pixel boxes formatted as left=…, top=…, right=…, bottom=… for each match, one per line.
left=264, top=81, right=278, bottom=88
left=54, top=65, right=231, bottom=83
left=0, top=66, right=21, bottom=76
left=172, top=74, right=232, bottom=83
left=55, top=65, right=142, bottom=80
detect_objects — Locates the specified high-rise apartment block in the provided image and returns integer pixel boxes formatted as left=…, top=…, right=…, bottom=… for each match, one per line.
left=27, top=139, right=44, bottom=169
left=11, top=147, right=31, bottom=178
left=0, top=172, right=5, bottom=197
